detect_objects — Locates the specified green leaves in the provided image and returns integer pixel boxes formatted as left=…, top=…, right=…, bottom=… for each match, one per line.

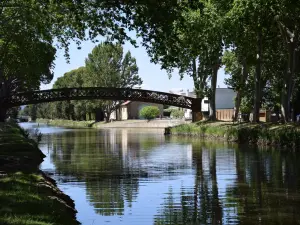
left=139, top=106, right=160, bottom=120
left=85, top=42, right=142, bottom=89
left=41, top=42, right=143, bottom=121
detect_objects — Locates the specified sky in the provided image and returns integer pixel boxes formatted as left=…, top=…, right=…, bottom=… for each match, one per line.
left=41, top=36, right=228, bottom=93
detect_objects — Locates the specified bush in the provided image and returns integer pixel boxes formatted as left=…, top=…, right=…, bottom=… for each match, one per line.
left=170, top=109, right=184, bottom=119
left=139, top=106, right=160, bottom=120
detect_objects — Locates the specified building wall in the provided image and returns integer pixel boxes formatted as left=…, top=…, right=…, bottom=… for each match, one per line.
left=184, top=109, right=193, bottom=120
left=215, top=88, right=236, bottom=109
left=216, top=109, right=234, bottom=121
left=200, top=88, right=236, bottom=112
left=121, top=106, right=128, bottom=120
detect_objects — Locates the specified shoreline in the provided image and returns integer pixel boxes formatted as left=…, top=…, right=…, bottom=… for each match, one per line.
left=165, top=121, right=300, bottom=149
left=0, top=122, right=80, bottom=225
left=36, top=118, right=189, bottom=129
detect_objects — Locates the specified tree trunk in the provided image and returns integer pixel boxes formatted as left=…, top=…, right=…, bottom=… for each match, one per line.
left=281, top=44, right=297, bottom=122
left=0, top=68, right=9, bottom=122
left=276, top=21, right=300, bottom=122
left=192, top=146, right=203, bottom=221
left=105, top=111, right=111, bottom=123
left=191, top=58, right=204, bottom=121
left=234, top=59, right=248, bottom=121
left=30, top=105, right=37, bottom=121
left=281, top=89, right=289, bottom=122
left=210, top=148, right=222, bottom=224
left=234, top=91, right=242, bottom=121
left=209, top=65, right=218, bottom=121
left=253, top=30, right=263, bottom=123
left=0, top=106, right=7, bottom=122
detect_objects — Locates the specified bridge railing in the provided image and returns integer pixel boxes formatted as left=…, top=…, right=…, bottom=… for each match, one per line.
left=1, top=87, right=199, bottom=110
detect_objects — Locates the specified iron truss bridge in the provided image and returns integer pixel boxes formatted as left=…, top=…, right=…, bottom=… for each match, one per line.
left=1, top=87, right=201, bottom=111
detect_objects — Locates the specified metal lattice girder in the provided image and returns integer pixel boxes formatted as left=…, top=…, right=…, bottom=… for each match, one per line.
left=1, top=87, right=201, bottom=110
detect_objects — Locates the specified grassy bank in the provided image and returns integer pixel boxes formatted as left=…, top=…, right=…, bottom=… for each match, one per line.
left=167, top=122, right=300, bottom=148
left=0, top=123, right=79, bottom=225
left=36, top=118, right=103, bottom=128
left=36, top=118, right=186, bottom=129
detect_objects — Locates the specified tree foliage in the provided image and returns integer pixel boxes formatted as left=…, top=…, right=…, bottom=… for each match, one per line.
left=139, top=106, right=160, bottom=121
left=136, top=0, right=225, bottom=121
left=134, top=0, right=300, bottom=123
left=0, top=0, right=181, bottom=121
left=171, top=109, right=185, bottom=119
left=85, top=42, right=142, bottom=121
left=3, top=0, right=300, bottom=123
left=34, top=43, right=142, bottom=122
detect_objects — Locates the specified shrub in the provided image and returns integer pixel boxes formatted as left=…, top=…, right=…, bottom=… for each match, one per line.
left=139, top=106, right=160, bottom=120
left=170, top=109, right=184, bottom=119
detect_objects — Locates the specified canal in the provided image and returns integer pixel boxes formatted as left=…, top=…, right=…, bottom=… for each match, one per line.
left=21, top=123, right=300, bottom=225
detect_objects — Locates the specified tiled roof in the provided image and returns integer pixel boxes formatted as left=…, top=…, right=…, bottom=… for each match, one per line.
left=121, top=101, right=131, bottom=106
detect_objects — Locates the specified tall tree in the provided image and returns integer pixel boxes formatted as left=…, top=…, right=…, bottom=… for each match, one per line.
left=225, top=0, right=281, bottom=122
left=223, top=51, right=248, bottom=121
left=137, top=1, right=225, bottom=121
left=274, top=0, right=300, bottom=122
left=85, top=42, right=142, bottom=122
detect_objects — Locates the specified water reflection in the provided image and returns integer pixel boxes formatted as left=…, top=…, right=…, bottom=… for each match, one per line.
left=154, top=143, right=225, bottom=225
left=30, top=125, right=300, bottom=225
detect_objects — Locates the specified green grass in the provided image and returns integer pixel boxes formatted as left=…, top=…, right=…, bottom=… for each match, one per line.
left=170, top=122, right=300, bottom=148
left=0, top=122, right=45, bottom=172
left=36, top=119, right=104, bottom=128
left=0, top=172, right=79, bottom=225
left=0, top=122, right=79, bottom=225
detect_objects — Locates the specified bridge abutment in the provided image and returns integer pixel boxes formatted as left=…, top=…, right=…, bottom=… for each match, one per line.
left=192, top=111, right=202, bottom=122
left=192, top=98, right=202, bottom=122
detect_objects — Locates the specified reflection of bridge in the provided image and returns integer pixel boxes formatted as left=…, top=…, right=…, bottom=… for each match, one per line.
left=1, top=87, right=202, bottom=121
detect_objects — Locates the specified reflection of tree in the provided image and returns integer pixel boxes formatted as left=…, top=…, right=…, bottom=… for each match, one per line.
left=209, top=148, right=222, bottom=224
left=154, top=140, right=300, bottom=225
left=49, top=129, right=163, bottom=216
left=154, top=143, right=223, bottom=225
left=44, top=128, right=300, bottom=224
left=225, top=146, right=300, bottom=224
left=86, top=177, right=139, bottom=216
left=48, top=129, right=136, bottom=215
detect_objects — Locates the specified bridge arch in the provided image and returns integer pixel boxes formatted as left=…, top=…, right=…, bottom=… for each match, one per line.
left=0, top=87, right=202, bottom=121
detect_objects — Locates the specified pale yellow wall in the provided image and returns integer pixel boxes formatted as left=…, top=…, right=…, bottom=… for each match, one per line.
left=121, top=106, right=128, bottom=120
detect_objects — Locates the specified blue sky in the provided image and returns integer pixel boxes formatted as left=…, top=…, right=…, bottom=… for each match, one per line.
left=41, top=37, right=227, bottom=93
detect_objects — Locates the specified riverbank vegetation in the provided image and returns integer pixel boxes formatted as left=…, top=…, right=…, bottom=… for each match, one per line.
left=168, top=122, right=300, bottom=149
left=37, top=119, right=102, bottom=128
left=0, top=123, right=79, bottom=225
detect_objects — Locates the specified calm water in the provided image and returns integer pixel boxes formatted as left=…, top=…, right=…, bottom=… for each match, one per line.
left=20, top=123, right=300, bottom=225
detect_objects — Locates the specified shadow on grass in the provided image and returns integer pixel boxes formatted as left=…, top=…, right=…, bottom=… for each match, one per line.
left=0, top=122, right=79, bottom=225
left=0, top=172, right=79, bottom=225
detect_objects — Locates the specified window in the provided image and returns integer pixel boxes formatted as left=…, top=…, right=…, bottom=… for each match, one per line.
left=204, top=100, right=209, bottom=104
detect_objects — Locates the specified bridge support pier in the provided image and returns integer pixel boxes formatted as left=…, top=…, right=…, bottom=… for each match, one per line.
left=192, top=98, right=202, bottom=122
left=192, top=111, right=202, bottom=122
